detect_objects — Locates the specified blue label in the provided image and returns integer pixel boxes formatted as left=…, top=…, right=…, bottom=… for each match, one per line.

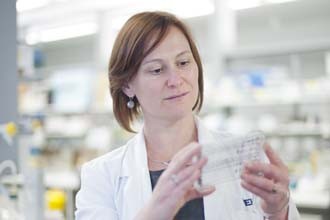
left=243, top=199, right=253, bottom=206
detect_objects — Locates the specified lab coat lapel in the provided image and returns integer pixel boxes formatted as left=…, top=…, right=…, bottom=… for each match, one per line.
left=133, top=130, right=153, bottom=203
left=120, top=130, right=153, bottom=219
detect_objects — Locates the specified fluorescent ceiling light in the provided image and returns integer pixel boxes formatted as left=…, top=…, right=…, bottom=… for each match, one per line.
left=110, top=0, right=214, bottom=30
left=16, top=0, right=51, bottom=12
left=26, top=22, right=98, bottom=45
left=265, top=0, right=297, bottom=3
left=168, top=0, right=214, bottom=19
left=229, top=0, right=298, bottom=10
left=229, top=0, right=261, bottom=10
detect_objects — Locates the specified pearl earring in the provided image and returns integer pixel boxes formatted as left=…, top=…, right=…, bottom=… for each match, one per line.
left=127, top=97, right=135, bottom=109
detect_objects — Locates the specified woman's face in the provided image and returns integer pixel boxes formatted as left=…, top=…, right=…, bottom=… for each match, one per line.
left=124, top=26, right=199, bottom=122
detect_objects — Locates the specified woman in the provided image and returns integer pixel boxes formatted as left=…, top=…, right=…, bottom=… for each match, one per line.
left=75, top=11, right=300, bottom=220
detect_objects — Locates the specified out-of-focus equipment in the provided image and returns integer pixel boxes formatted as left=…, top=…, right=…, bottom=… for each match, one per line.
left=0, top=160, right=22, bottom=220
left=0, top=122, right=18, bottom=146
left=45, top=189, right=66, bottom=220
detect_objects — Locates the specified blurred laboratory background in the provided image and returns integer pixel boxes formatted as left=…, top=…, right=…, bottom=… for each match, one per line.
left=1, top=0, right=330, bottom=219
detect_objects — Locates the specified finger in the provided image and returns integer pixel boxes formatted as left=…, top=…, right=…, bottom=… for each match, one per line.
left=241, top=180, right=290, bottom=215
left=264, top=143, right=285, bottom=168
left=166, top=143, right=201, bottom=175
left=185, top=185, right=216, bottom=201
left=172, top=157, right=213, bottom=201
left=241, top=169, right=290, bottom=198
left=240, top=172, right=275, bottom=193
left=241, top=181, right=275, bottom=203
left=243, top=162, right=271, bottom=179
left=244, top=162, right=287, bottom=182
left=172, top=169, right=201, bottom=198
left=173, top=156, right=208, bottom=186
left=160, top=156, right=207, bottom=192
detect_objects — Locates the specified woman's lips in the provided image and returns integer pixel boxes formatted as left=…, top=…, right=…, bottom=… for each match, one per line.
left=164, top=92, right=189, bottom=100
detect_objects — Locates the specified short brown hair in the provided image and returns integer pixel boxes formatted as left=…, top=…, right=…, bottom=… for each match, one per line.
left=108, top=11, right=204, bottom=132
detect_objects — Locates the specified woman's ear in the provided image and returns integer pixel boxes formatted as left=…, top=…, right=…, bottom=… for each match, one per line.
left=122, top=83, right=135, bottom=97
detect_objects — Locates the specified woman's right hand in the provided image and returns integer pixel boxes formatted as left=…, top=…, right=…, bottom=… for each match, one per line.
left=135, top=142, right=215, bottom=220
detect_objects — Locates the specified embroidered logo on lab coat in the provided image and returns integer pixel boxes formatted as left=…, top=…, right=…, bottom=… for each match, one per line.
left=243, top=199, right=253, bottom=206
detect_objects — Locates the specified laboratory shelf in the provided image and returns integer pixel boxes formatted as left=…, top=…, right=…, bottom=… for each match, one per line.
left=224, top=38, right=330, bottom=60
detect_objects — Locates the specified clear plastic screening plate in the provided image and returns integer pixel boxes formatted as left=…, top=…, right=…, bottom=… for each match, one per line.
left=198, top=131, right=266, bottom=187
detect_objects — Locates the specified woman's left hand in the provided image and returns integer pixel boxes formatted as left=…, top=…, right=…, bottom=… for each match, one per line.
left=240, top=144, right=290, bottom=220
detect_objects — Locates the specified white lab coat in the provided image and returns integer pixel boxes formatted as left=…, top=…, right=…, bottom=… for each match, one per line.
left=75, top=118, right=300, bottom=220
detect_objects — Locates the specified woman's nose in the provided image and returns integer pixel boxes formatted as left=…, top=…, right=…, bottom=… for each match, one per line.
left=167, top=68, right=183, bottom=87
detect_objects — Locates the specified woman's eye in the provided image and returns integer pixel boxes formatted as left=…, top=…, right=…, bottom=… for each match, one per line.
left=150, top=68, right=162, bottom=75
left=178, top=60, right=190, bottom=67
